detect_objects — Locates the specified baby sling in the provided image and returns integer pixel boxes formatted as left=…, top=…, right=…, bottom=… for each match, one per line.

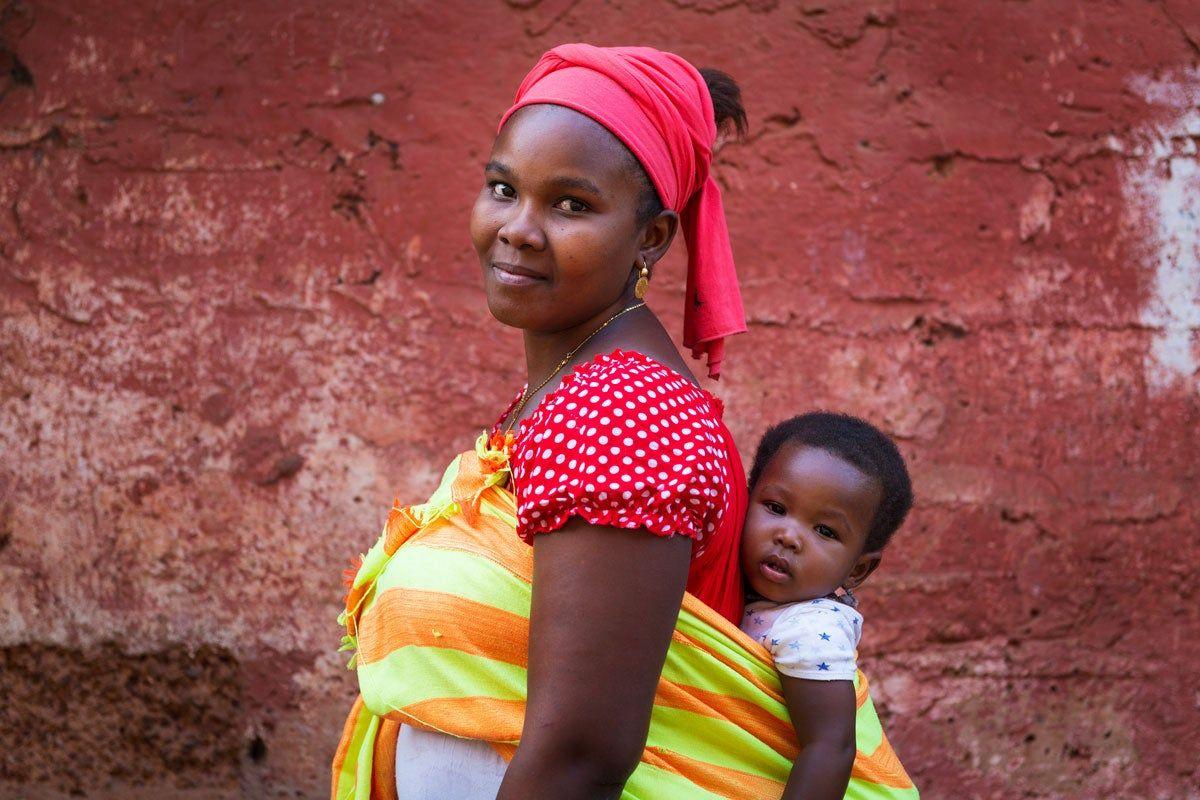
left=332, top=433, right=918, bottom=799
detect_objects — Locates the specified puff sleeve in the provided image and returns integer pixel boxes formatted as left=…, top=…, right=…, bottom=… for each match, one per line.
left=509, top=352, right=731, bottom=552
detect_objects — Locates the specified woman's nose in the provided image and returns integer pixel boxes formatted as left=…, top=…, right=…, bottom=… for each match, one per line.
left=497, top=203, right=546, bottom=251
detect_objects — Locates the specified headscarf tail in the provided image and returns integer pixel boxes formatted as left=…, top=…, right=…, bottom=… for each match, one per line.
left=682, top=174, right=744, bottom=378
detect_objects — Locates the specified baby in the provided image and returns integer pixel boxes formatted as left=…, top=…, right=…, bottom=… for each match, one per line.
left=740, top=412, right=913, bottom=800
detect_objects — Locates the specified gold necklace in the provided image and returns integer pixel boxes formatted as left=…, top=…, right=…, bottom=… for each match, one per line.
left=504, top=301, right=646, bottom=433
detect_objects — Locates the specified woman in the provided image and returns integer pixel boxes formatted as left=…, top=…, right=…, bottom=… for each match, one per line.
left=468, top=45, right=750, bottom=799
left=341, top=43, right=747, bottom=798
left=334, top=44, right=916, bottom=800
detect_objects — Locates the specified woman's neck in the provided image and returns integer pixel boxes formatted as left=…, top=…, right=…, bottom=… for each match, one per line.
left=520, top=297, right=633, bottom=388
left=505, top=300, right=693, bottom=432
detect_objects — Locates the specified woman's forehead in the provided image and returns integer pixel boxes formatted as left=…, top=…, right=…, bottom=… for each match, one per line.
left=491, top=104, right=639, bottom=189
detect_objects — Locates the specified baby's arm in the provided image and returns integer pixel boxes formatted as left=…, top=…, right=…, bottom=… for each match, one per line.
left=779, top=676, right=856, bottom=800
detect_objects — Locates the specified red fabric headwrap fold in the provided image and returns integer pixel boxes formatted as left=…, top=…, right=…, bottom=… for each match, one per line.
left=499, top=43, right=747, bottom=378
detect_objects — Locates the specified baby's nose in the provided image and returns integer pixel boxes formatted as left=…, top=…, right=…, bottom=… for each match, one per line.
left=773, top=526, right=802, bottom=552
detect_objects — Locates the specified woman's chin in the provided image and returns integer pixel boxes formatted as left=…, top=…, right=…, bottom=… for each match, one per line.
left=483, top=280, right=576, bottom=332
left=484, top=291, right=538, bottom=329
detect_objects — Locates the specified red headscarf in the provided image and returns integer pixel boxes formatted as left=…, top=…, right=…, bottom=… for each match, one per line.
left=500, top=44, right=747, bottom=379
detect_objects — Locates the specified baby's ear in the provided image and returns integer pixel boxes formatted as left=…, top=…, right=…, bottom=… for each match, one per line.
left=844, top=551, right=882, bottom=590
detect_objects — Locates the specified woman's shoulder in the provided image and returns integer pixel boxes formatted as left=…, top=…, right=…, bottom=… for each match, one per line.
left=541, top=348, right=724, bottom=422
left=515, top=348, right=729, bottom=461
left=509, top=348, right=736, bottom=544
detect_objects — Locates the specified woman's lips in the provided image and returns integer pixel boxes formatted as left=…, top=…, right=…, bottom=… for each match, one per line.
left=491, top=262, right=547, bottom=286
left=758, top=554, right=792, bottom=584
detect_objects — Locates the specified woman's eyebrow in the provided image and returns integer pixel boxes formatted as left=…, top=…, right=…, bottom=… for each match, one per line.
left=483, top=162, right=601, bottom=198
left=484, top=160, right=513, bottom=177
left=552, top=175, right=603, bottom=197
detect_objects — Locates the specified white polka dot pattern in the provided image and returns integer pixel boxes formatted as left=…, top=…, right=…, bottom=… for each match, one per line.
left=508, top=350, right=733, bottom=556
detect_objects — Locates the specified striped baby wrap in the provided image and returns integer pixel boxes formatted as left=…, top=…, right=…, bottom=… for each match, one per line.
left=332, top=433, right=918, bottom=799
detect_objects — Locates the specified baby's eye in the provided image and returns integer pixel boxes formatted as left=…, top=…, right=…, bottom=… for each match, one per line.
left=814, top=524, right=840, bottom=540
left=489, top=182, right=516, bottom=199
left=764, top=500, right=786, bottom=516
left=554, top=197, right=589, bottom=213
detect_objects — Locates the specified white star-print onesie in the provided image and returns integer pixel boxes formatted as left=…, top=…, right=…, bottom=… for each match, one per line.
left=740, top=597, right=862, bottom=681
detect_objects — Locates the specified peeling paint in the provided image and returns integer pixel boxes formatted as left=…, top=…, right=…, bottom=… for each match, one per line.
left=1124, top=68, right=1200, bottom=392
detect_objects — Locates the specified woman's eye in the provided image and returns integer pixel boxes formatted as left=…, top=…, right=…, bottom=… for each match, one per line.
left=764, top=501, right=786, bottom=515
left=554, top=197, right=589, bottom=213
left=814, top=524, right=839, bottom=540
left=489, top=182, right=515, bottom=199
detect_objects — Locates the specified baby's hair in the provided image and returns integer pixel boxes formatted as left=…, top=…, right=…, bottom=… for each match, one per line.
left=749, top=412, right=914, bottom=553
left=632, top=67, right=747, bottom=226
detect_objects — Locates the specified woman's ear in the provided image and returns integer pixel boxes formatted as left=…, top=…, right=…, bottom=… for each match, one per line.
left=638, top=209, right=678, bottom=272
left=843, top=551, right=882, bottom=591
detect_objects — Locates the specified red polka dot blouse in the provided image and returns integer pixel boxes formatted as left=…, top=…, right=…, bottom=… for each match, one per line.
left=495, top=349, right=747, bottom=624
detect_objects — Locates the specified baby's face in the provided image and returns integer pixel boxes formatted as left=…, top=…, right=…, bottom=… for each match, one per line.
left=741, top=443, right=882, bottom=604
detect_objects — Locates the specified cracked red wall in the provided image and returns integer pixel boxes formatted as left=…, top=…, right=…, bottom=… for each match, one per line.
left=1, top=1, right=1198, bottom=798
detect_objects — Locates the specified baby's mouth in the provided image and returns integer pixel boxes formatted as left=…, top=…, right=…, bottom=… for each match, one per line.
left=758, top=553, right=792, bottom=584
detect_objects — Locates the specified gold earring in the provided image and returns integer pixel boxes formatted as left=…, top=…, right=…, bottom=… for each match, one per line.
left=634, top=258, right=650, bottom=299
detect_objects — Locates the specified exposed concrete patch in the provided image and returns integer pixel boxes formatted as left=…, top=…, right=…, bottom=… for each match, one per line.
left=1123, top=68, right=1200, bottom=393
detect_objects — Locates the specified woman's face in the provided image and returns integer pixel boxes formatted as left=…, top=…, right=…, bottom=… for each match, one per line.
left=471, top=104, right=649, bottom=333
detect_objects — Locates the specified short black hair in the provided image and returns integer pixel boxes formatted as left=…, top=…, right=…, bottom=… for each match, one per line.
left=748, top=412, right=914, bottom=553
left=632, top=67, right=748, bottom=226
